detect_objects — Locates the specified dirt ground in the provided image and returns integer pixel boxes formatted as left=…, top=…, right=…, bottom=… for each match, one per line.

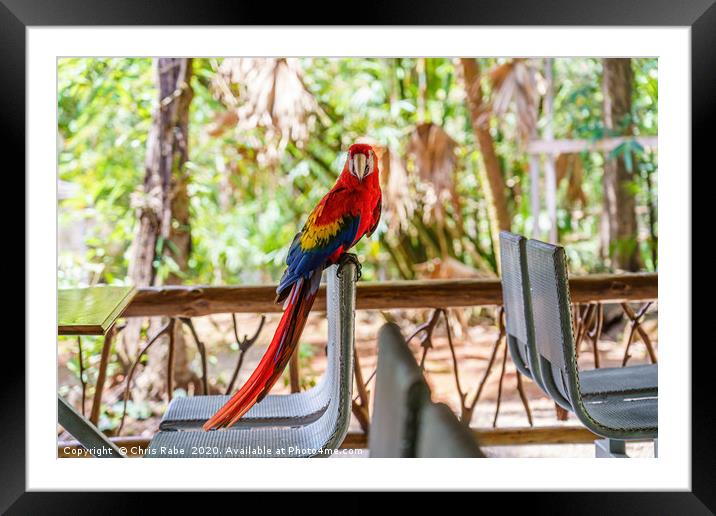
left=58, top=305, right=657, bottom=458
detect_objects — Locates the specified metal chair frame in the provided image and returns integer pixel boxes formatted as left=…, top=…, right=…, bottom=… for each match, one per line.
left=524, top=239, right=658, bottom=453
left=145, top=263, right=356, bottom=458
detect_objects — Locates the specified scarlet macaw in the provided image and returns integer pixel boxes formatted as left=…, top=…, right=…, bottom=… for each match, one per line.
left=203, top=143, right=382, bottom=430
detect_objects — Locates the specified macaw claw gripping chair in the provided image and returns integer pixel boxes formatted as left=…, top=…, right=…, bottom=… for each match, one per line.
left=525, top=239, right=658, bottom=458
left=145, top=264, right=356, bottom=458
left=500, top=231, right=658, bottom=408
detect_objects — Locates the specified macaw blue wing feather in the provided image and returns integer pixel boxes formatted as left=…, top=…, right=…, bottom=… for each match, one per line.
left=276, top=211, right=360, bottom=302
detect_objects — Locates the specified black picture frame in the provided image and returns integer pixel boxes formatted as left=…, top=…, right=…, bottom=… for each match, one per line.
left=5, top=0, right=710, bottom=512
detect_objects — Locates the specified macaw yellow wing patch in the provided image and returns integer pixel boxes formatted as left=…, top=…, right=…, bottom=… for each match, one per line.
left=300, top=214, right=344, bottom=249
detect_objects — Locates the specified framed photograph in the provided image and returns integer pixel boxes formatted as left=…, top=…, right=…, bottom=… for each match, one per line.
left=7, top=0, right=711, bottom=511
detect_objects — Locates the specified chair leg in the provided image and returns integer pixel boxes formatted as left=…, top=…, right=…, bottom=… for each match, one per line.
left=58, top=396, right=124, bottom=458
left=595, top=438, right=628, bottom=458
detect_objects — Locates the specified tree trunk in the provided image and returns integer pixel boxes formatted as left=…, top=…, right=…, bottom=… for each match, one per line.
left=122, top=58, right=200, bottom=399
left=460, top=58, right=511, bottom=270
left=601, top=58, right=641, bottom=271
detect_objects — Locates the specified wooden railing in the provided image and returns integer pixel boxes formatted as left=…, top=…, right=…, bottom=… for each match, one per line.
left=125, top=273, right=657, bottom=316
left=68, top=272, right=657, bottom=450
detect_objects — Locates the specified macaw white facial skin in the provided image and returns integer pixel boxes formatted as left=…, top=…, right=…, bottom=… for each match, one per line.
left=348, top=150, right=374, bottom=181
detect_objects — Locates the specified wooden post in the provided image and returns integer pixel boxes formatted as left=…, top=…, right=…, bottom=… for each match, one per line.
left=601, top=58, right=640, bottom=271
left=352, top=347, right=371, bottom=433
left=123, top=57, right=196, bottom=395
left=529, top=155, right=541, bottom=238
left=288, top=348, right=300, bottom=393
left=89, top=325, right=116, bottom=425
left=543, top=58, right=558, bottom=244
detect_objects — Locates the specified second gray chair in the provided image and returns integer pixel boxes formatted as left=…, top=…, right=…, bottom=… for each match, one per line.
left=525, top=239, right=657, bottom=455
left=500, top=231, right=658, bottom=409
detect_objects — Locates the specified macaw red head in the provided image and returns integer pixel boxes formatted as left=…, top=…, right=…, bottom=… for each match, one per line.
left=345, top=143, right=377, bottom=183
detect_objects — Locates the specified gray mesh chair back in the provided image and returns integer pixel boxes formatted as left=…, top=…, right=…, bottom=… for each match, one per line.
left=498, top=231, right=549, bottom=396
left=159, top=291, right=343, bottom=429
left=415, top=402, right=485, bottom=458
left=525, top=239, right=657, bottom=440
left=369, top=323, right=431, bottom=458
left=145, top=264, right=356, bottom=457
left=500, top=233, right=656, bottom=407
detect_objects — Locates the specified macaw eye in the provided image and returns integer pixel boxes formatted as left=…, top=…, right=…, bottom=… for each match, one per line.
left=364, top=152, right=374, bottom=176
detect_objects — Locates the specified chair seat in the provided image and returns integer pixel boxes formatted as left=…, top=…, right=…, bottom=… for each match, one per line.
left=146, top=264, right=356, bottom=458
left=159, top=389, right=329, bottom=430
left=583, top=396, right=657, bottom=433
left=147, top=415, right=347, bottom=458
left=580, top=364, right=657, bottom=398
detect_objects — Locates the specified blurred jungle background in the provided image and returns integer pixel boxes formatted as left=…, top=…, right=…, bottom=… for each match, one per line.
left=58, top=58, right=657, bottom=453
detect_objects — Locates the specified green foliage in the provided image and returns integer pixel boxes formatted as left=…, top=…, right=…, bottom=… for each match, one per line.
left=58, top=334, right=123, bottom=430
left=58, top=58, right=155, bottom=286
left=58, top=57, right=658, bottom=286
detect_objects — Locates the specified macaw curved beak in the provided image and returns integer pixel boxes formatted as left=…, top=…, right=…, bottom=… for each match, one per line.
left=353, top=153, right=367, bottom=181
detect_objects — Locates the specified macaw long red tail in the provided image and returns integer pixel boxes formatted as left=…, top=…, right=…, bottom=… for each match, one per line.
left=202, top=272, right=322, bottom=431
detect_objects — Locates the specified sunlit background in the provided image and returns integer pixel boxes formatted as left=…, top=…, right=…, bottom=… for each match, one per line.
left=57, top=58, right=658, bottom=454
left=58, top=58, right=657, bottom=288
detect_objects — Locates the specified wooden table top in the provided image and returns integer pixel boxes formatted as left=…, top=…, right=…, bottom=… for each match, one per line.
left=58, top=286, right=137, bottom=336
